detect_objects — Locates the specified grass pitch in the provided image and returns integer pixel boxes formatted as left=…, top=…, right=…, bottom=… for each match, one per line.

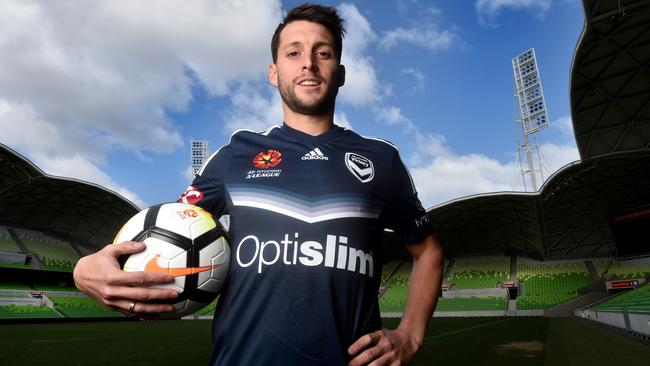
left=1, top=317, right=649, bottom=365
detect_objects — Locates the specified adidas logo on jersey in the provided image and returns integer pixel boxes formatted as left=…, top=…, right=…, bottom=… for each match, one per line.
left=301, top=148, right=329, bottom=161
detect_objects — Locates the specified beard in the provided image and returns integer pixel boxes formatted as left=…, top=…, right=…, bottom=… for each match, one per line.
left=277, top=74, right=340, bottom=116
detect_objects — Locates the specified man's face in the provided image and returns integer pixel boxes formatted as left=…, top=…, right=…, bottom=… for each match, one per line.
left=269, top=20, right=345, bottom=116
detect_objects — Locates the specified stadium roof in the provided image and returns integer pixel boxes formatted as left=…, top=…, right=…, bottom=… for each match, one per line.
left=427, top=151, right=650, bottom=259
left=571, top=0, right=650, bottom=159
left=0, top=143, right=139, bottom=249
left=423, top=0, right=650, bottom=260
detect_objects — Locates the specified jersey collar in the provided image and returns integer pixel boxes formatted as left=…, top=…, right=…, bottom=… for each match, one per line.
left=280, top=122, right=347, bottom=143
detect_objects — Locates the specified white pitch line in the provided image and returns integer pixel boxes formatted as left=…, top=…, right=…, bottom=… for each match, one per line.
left=424, top=318, right=512, bottom=342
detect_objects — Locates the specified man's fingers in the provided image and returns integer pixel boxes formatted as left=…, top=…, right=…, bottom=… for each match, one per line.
left=367, top=352, right=393, bottom=366
left=348, top=330, right=383, bottom=356
left=106, top=241, right=146, bottom=257
left=108, top=299, right=175, bottom=315
left=130, top=300, right=175, bottom=314
left=102, top=285, right=178, bottom=303
left=111, top=269, right=174, bottom=287
left=349, top=344, right=384, bottom=366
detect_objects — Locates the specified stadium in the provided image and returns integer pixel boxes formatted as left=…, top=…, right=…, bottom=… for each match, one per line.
left=2, top=0, right=650, bottom=365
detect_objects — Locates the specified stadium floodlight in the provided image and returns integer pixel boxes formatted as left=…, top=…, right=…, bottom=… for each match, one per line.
left=512, top=48, right=549, bottom=192
left=191, top=140, right=210, bottom=176
left=513, top=48, right=549, bottom=135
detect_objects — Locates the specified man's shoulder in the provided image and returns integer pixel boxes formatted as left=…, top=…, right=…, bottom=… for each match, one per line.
left=199, top=125, right=281, bottom=175
left=228, top=125, right=282, bottom=144
left=344, top=129, right=399, bottom=155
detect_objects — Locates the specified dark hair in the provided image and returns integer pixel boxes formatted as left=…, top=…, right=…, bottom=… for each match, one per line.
left=271, top=3, right=346, bottom=63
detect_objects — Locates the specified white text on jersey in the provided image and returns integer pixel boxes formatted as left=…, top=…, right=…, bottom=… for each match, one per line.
left=236, top=233, right=373, bottom=277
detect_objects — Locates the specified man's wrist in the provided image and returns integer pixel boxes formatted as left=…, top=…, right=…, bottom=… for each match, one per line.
left=395, top=324, right=424, bottom=351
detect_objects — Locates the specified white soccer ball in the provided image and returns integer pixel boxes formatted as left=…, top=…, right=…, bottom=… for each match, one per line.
left=113, top=202, right=229, bottom=318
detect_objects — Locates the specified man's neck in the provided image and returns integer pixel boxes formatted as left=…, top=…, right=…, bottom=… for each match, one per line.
left=283, top=107, right=334, bottom=136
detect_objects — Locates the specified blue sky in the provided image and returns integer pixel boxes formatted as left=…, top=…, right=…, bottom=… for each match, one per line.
left=0, top=0, right=585, bottom=209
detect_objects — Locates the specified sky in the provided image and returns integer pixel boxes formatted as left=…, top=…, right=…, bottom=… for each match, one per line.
left=0, top=0, right=586, bottom=210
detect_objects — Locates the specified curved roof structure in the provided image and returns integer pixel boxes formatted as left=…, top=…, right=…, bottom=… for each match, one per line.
left=571, top=0, right=650, bottom=159
left=424, top=0, right=650, bottom=260
left=428, top=152, right=650, bottom=259
left=0, top=144, right=139, bottom=249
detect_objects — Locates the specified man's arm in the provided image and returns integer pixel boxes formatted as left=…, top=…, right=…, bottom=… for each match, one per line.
left=348, top=233, right=443, bottom=366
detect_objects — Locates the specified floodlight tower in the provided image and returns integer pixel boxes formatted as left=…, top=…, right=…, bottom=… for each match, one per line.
left=191, top=140, right=210, bottom=176
left=512, top=48, right=549, bottom=192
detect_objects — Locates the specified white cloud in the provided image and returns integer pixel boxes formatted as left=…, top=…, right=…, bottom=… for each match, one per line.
left=379, top=26, right=457, bottom=51
left=475, top=0, right=552, bottom=26
left=374, top=106, right=417, bottom=132
left=0, top=0, right=282, bottom=154
left=334, top=112, right=353, bottom=130
left=224, top=84, right=283, bottom=133
left=405, top=130, right=515, bottom=207
left=38, top=154, right=145, bottom=209
left=337, top=4, right=382, bottom=107
left=0, top=99, right=144, bottom=208
left=408, top=115, right=581, bottom=208
left=538, top=115, right=581, bottom=174
left=539, top=142, right=580, bottom=175
left=0, top=0, right=282, bottom=205
left=183, top=165, right=195, bottom=184
left=412, top=152, right=518, bottom=208
left=338, top=3, right=375, bottom=53
left=400, top=68, right=426, bottom=94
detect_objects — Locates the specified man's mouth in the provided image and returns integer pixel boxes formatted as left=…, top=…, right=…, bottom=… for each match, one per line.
left=297, top=79, right=322, bottom=86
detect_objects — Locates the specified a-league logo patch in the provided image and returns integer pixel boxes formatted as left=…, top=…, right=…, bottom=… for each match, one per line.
left=345, top=152, right=374, bottom=183
left=178, top=185, right=204, bottom=204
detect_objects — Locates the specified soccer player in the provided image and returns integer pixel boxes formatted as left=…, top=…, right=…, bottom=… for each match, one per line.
left=74, top=3, right=443, bottom=365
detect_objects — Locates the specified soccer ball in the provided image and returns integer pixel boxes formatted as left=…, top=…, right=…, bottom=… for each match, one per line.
left=113, top=202, right=230, bottom=318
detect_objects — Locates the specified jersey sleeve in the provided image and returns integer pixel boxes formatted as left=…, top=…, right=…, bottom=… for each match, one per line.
left=383, top=150, right=434, bottom=244
left=177, top=144, right=231, bottom=216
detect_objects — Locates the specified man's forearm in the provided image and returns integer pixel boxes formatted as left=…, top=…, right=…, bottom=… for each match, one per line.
left=397, top=236, right=443, bottom=345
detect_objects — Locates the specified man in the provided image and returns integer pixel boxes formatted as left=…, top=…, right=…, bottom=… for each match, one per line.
left=74, top=4, right=443, bottom=365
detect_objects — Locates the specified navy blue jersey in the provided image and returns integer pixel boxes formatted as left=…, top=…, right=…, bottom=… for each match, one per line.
left=179, top=123, right=433, bottom=366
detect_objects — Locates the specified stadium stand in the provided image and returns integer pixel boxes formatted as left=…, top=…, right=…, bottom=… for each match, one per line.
left=14, top=229, right=80, bottom=272
left=605, top=260, right=650, bottom=280
left=0, top=280, right=32, bottom=291
left=0, top=227, right=22, bottom=253
left=193, top=297, right=220, bottom=317
left=379, top=262, right=411, bottom=312
left=0, top=260, right=32, bottom=270
left=592, top=284, right=650, bottom=311
left=33, top=281, right=78, bottom=292
left=435, top=296, right=508, bottom=312
left=0, top=304, right=60, bottom=319
left=591, top=258, right=613, bottom=277
left=49, top=296, right=124, bottom=318
left=517, top=258, right=591, bottom=309
left=447, top=256, right=510, bottom=289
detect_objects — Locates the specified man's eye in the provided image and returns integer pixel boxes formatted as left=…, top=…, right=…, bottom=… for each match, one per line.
left=287, top=51, right=299, bottom=57
left=317, top=51, right=331, bottom=58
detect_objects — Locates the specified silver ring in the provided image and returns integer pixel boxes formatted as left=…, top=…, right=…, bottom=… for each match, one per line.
left=128, top=301, right=136, bottom=313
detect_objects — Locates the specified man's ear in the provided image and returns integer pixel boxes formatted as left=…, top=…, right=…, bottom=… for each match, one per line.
left=269, top=64, right=278, bottom=87
left=337, top=64, right=346, bottom=87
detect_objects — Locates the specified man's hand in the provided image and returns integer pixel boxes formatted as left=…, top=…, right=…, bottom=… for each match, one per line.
left=347, top=328, right=421, bottom=366
left=73, top=241, right=179, bottom=316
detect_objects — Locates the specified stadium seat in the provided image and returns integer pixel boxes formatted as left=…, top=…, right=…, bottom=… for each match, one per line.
left=0, top=304, right=60, bottom=319
left=447, top=256, right=510, bottom=289
left=592, top=283, right=650, bottom=311
left=49, top=296, right=125, bottom=318
left=516, top=258, right=591, bottom=309
left=14, top=229, right=80, bottom=272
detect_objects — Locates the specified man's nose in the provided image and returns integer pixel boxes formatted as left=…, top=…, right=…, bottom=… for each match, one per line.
left=302, top=54, right=318, bottom=71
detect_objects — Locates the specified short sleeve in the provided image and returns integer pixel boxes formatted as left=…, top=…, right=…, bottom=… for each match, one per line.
left=177, top=144, right=231, bottom=216
left=383, top=150, right=434, bottom=244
